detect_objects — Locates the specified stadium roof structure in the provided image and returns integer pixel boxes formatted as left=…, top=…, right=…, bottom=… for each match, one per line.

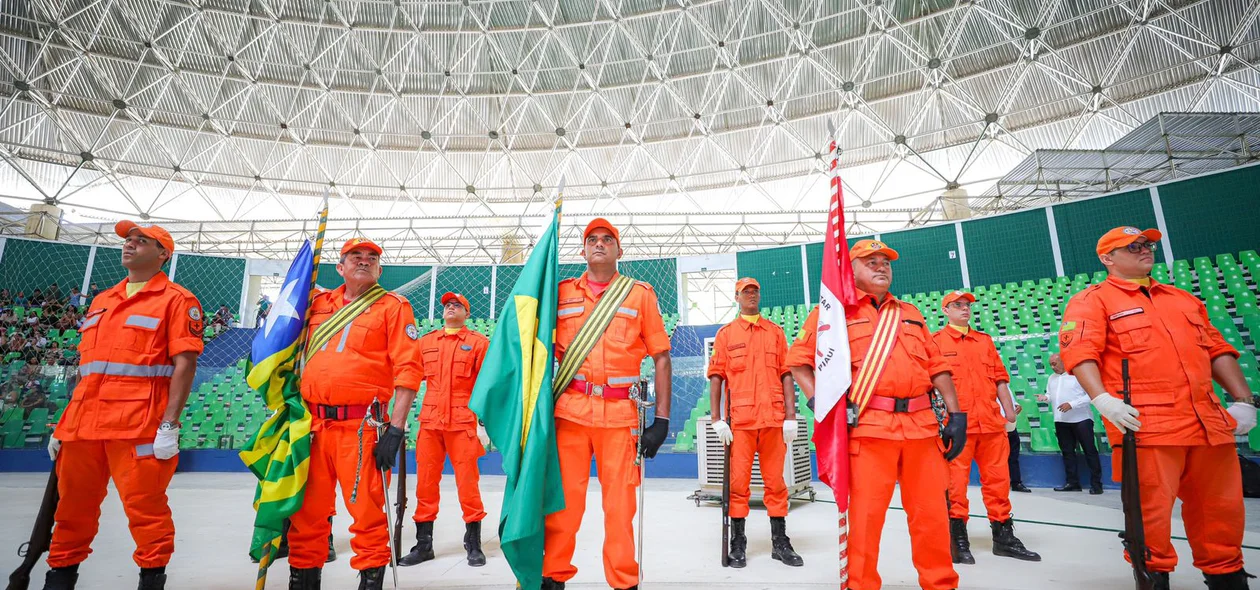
left=1, top=0, right=1260, bottom=262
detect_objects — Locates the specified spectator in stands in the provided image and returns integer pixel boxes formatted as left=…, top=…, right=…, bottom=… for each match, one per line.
left=0, top=309, right=16, bottom=327
left=14, top=291, right=26, bottom=307
left=212, top=304, right=232, bottom=332
left=56, top=311, right=76, bottom=331
left=88, top=282, right=101, bottom=298
left=43, top=341, right=63, bottom=365
left=47, top=282, right=62, bottom=303
left=29, top=288, right=44, bottom=307
left=0, top=288, right=10, bottom=306
left=256, top=294, right=271, bottom=326
left=8, top=332, right=27, bottom=354
left=20, top=383, right=55, bottom=419
left=1039, top=353, right=1102, bottom=494
left=69, top=286, right=85, bottom=307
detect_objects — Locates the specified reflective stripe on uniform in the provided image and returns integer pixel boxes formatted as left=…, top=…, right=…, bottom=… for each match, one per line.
left=79, top=360, right=175, bottom=378
left=335, top=318, right=354, bottom=353
left=608, top=376, right=640, bottom=385
left=617, top=307, right=638, bottom=317
left=82, top=316, right=100, bottom=329
left=558, top=306, right=585, bottom=318
left=124, top=315, right=161, bottom=329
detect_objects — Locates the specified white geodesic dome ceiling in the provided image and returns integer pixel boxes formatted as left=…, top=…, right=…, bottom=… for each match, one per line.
left=2, top=0, right=1260, bottom=262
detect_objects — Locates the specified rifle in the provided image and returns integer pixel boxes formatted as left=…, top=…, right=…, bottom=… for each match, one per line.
left=720, top=380, right=732, bottom=568
left=394, top=440, right=407, bottom=563
left=7, top=468, right=59, bottom=590
left=1119, top=359, right=1154, bottom=590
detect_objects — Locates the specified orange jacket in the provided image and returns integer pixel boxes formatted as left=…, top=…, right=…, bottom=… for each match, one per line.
left=932, top=327, right=1009, bottom=434
left=787, top=295, right=951, bottom=440
left=554, top=273, right=671, bottom=428
left=707, top=317, right=789, bottom=430
left=55, top=272, right=205, bottom=441
left=418, top=327, right=489, bottom=431
left=1060, top=276, right=1237, bottom=447
left=301, top=285, right=423, bottom=407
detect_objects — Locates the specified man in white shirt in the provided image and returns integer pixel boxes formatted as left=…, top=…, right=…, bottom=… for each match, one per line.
left=1039, top=353, right=1103, bottom=494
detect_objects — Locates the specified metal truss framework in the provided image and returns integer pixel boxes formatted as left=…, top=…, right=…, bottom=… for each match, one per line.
left=0, top=0, right=1259, bottom=262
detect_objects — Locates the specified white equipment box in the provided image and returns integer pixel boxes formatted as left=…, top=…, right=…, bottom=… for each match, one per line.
left=692, top=415, right=815, bottom=505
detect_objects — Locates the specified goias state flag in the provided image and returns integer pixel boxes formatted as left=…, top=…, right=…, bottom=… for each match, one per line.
left=813, top=129, right=858, bottom=586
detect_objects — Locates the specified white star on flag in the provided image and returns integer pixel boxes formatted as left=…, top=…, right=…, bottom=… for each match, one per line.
left=264, top=278, right=302, bottom=339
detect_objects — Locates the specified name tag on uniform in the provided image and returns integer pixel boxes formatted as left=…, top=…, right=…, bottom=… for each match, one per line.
left=560, top=297, right=585, bottom=305
left=1109, top=308, right=1144, bottom=321
left=460, top=344, right=473, bottom=351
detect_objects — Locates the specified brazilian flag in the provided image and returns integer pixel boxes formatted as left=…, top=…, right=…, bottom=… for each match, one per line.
left=239, top=240, right=315, bottom=582
left=469, top=203, right=565, bottom=590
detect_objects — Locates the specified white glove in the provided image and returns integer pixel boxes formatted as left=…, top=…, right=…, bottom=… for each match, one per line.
left=153, top=426, right=180, bottom=460
left=1227, top=402, right=1257, bottom=435
left=48, top=437, right=60, bottom=461
left=711, top=419, right=733, bottom=446
left=476, top=423, right=490, bottom=447
left=1091, top=394, right=1141, bottom=433
left=782, top=419, right=799, bottom=444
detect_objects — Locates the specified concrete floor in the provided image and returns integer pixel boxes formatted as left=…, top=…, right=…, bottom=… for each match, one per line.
left=2, top=473, right=1258, bottom=589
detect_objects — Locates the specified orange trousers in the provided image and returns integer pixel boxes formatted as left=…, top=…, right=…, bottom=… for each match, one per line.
left=413, top=428, right=486, bottom=523
left=849, top=436, right=957, bottom=590
left=48, top=439, right=178, bottom=568
left=730, top=427, right=788, bottom=518
left=1118, top=444, right=1244, bottom=574
left=543, top=419, right=640, bottom=589
left=946, top=431, right=1011, bottom=522
left=289, top=420, right=391, bottom=570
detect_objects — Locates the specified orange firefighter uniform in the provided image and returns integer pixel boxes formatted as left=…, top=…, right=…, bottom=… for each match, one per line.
left=707, top=313, right=791, bottom=518
left=788, top=241, right=959, bottom=590
left=541, top=268, right=671, bottom=590
left=413, top=317, right=489, bottom=524
left=288, top=241, right=424, bottom=572
left=48, top=266, right=205, bottom=570
left=933, top=292, right=1013, bottom=524
left=1061, top=239, right=1244, bottom=576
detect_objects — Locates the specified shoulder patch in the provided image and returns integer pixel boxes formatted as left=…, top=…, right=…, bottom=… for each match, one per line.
left=188, top=307, right=202, bottom=321
left=405, top=324, right=419, bottom=340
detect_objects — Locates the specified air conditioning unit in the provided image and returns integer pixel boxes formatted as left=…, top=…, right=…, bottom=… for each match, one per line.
left=692, top=415, right=815, bottom=506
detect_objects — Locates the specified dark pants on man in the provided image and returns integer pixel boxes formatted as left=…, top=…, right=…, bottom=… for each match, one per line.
left=1055, top=419, right=1102, bottom=487
left=1007, top=430, right=1024, bottom=485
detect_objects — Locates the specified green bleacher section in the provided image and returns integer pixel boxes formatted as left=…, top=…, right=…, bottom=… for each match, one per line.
left=676, top=249, right=1260, bottom=454
left=2, top=250, right=1257, bottom=453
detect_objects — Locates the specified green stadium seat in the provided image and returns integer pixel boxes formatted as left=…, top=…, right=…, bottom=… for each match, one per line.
left=1029, top=427, right=1059, bottom=452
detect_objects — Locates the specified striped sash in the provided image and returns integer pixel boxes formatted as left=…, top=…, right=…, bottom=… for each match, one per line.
left=848, top=301, right=903, bottom=417
left=304, top=284, right=389, bottom=364
left=552, top=274, right=636, bottom=400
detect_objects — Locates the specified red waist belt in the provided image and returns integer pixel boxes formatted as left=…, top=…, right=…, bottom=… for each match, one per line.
left=865, top=394, right=932, bottom=413
left=312, top=404, right=372, bottom=420
left=568, top=381, right=631, bottom=400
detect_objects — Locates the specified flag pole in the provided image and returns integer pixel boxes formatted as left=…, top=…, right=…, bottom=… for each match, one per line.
left=254, top=188, right=330, bottom=589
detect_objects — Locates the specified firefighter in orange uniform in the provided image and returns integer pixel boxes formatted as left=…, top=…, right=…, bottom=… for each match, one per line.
left=933, top=290, right=1040, bottom=564
left=1060, top=226, right=1255, bottom=590
left=542, top=218, right=672, bottom=590
left=707, top=278, right=803, bottom=568
left=398, top=292, right=490, bottom=568
left=287, top=238, right=423, bottom=590
left=788, top=240, right=966, bottom=590
left=44, top=221, right=204, bottom=590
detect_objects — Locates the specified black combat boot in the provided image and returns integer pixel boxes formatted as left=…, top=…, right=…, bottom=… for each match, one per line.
left=540, top=577, right=566, bottom=590
left=42, top=565, right=79, bottom=590
left=728, top=517, right=747, bottom=568
left=1204, top=569, right=1253, bottom=590
left=397, top=521, right=435, bottom=566
left=770, top=516, right=804, bottom=567
left=1152, top=572, right=1170, bottom=590
left=325, top=516, right=336, bottom=562
left=357, top=566, right=385, bottom=590
left=287, top=567, right=321, bottom=590
left=991, top=518, right=1041, bottom=561
left=137, top=567, right=166, bottom=590
left=950, top=518, right=975, bottom=565
left=464, top=520, right=487, bottom=566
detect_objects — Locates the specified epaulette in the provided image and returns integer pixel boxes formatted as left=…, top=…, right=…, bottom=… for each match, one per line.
left=634, top=280, right=656, bottom=291
left=385, top=292, right=410, bottom=304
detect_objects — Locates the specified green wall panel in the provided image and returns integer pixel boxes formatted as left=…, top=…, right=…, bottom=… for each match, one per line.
left=1157, top=165, right=1260, bottom=261
left=434, top=266, right=493, bottom=318
left=962, top=210, right=1057, bottom=288
left=173, top=254, right=246, bottom=314
left=0, top=238, right=90, bottom=298
left=1052, top=189, right=1164, bottom=277
left=88, top=246, right=129, bottom=293
left=880, top=225, right=963, bottom=296
left=735, top=245, right=805, bottom=310
left=620, top=258, right=678, bottom=315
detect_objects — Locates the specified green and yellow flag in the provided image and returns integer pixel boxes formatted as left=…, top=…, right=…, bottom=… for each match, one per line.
left=469, top=200, right=565, bottom=590
left=239, top=198, right=329, bottom=588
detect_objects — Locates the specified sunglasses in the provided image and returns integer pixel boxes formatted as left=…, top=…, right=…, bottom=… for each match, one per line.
left=1120, top=241, right=1159, bottom=254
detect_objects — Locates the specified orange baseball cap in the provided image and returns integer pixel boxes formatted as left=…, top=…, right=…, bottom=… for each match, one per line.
left=583, top=218, right=620, bottom=243
left=850, top=239, right=899, bottom=261
left=941, top=290, right=976, bottom=309
left=115, top=220, right=175, bottom=253
left=1096, top=226, right=1161, bottom=255
left=441, top=292, right=471, bottom=313
left=735, top=277, right=761, bottom=293
left=340, top=237, right=383, bottom=257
